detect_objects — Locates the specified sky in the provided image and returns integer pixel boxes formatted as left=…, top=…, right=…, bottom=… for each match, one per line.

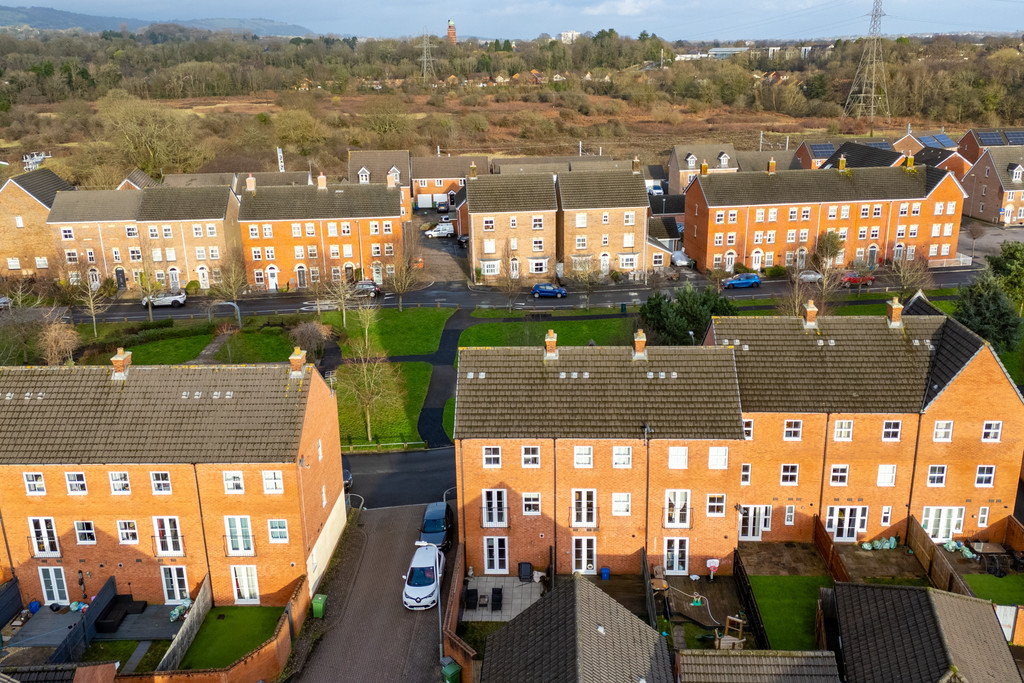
left=29, top=0, right=1024, bottom=41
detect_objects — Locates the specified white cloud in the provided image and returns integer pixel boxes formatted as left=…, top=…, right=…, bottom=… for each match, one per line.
left=582, top=0, right=664, bottom=16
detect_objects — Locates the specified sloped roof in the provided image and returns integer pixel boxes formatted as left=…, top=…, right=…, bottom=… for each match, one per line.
left=903, top=292, right=985, bottom=407
left=734, top=150, right=802, bottom=173
left=569, top=158, right=632, bottom=172
left=465, top=174, right=557, bottom=214
left=648, top=216, right=678, bottom=240
left=495, top=161, right=569, bottom=175
left=671, top=143, right=739, bottom=169
left=983, top=146, right=1024, bottom=189
left=800, top=138, right=895, bottom=158
left=162, top=172, right=235, bottom=188
left=491, top=156, right=579, bottom=173
left=913, top=147, right=959, bottom=167
left=677, top=651, right=841, bottom=682
left=710, top=314, right=945, bottom=413
left=693, top=166, right=953, bottom=207
left=10, top=168, right=73, bottom=208
left=649, top=194, right=686, bottom=215
left=480, top=575, right=673, bottom=683
left=644, top=163, right=668, bottom=181
left=821, top=142, right=904, bottom=169
left=410, top=155, right=489, bottom=180
left=348, top=150, right=411, bottom=185
left=557, top=170, right=649, bottom=210
left=831, top=583, right=1022, bottom=683
left=136, top=186, right=231, bottom=221
left=456, top=345, right=744, bottom=440
left=231, top=171, right=311, bottom=194
left=47, top=190, right=143, bottom=224
left=122, top=169, right=159, bottom=189
left=237, top=184, right=403, bottom=221
left=0, top=364, right=313, bottom=465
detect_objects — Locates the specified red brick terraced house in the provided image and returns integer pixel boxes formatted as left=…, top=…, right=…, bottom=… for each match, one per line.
left=410, top=155, right=489, bottom=210
left=237, top=176, right=405, bottom=288
left=0, top=348, right=346, bottom=608
left=794, top=139, right=896, bottom=170
left=961, top=146, right=1024, bottom=226
left=957, top=128, right=1024, bottom=164
left=667, top=143, right=738, bottom=195
left=454, top=294, right=1024, bottom=579
left=682, top=164, right=967, bottom=274
left=348, top=150, right=413, bottom=219
left=0, top=169, right=73, bottom=280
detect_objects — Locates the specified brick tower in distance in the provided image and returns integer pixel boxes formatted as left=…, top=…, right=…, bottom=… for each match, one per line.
left=447, top=19, right=456, bottom=45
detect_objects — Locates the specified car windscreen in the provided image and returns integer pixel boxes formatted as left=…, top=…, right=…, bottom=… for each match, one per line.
left=422, top=517, right=446, bottom=533
left=407, top=566, right=436, bottom=587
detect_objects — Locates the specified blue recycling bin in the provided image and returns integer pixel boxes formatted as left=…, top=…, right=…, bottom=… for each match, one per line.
left=601, top=567, right=610, bottom=580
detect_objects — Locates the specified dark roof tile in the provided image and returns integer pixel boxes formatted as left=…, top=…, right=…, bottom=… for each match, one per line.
left=136, top=186, right=231, bottom=221
left=677, top=651, right=841, bottom=682
left=557, top=170, right=649, bottom=209
left=465, top=174, right=557, bottom=214
left=238, top=184, right=402, bottom=221
left=11, top=169, right=73, bottom=208
left=821, top=142, right=904, bottom=169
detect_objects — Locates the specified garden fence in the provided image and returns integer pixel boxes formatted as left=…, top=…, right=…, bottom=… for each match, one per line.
left=812, top=515, right=852, bottom=583
left=732, top=548, right=771, bottom=649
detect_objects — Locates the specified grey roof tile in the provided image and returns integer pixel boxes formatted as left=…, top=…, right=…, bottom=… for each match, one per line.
left=136, top=186, right=231, bottom=221
left=649, top=194, right=685, bottom=215
left=821, top=142, right=904, bottom=169
left=123, top=169, right=159, bottom=189
left=672, top=143, right=739, bottom=169
left=648, top=216, right=677, bottom=240
left=11, top=169, right=73, bottom=208
left=677, top=651, right=841, bottom=682
left=556, top=170, right=649, bottom=210
left=465, top=174, right=557, bottom=214
left=983, top=146, right=1024, bottom=189
left=0, top=364, right=312, bottom=464
left=231, top=171, right=311, bottom=194
left=237, top=184, right=402, bottom=221
left=410, top=155, right=489, bottom=180
left=734, top=150, right=802, bottom=172
left=347, top=150, right=411, bottom=185
left=481, top=575, right=673, bottom=683
left=162, top=172, right=235, bottom=188
left=48, top=190, right=143, bottom=223
left=912, top=147, right=958, bottom=166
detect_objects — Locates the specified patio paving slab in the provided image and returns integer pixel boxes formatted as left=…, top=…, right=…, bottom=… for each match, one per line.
left=459, top=576, right=543, bottom=622
left=737, top=542, right=827, bottom=576
left=835, top=543, right=928, bottom=582
left=7, top=608, right=81, bottom=647
left=92, top=605, right=182, bottom=641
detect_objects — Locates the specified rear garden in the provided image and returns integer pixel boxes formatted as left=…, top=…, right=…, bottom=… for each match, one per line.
left=178, top=606, right=283, bottom=670
left=748, top=575, right=833, bottom=651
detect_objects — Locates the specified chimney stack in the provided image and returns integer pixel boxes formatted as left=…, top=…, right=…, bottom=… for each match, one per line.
left=906, top=154, right=914, bottom=170
left=887, top=297, right=904, bottom=328
left=802, top=300, right=818, bottom=328
left=767, top=157, right=776, bottom=174
left=110, top=347, right=132, bottom=380
left=245, top=174, right=256, bottom=192
left=317, top=172, right=327, bottom=190
left=700, top=160, right=709, bottom=176
left=632, top=156, right=641, bottom=174
left=387, top=172, right=396, bottom=188
left=289, top=346, right=307, bottom=377
left=544, top=329, right=558, bottom=360
left=838, top=154, right=846, bottom=171
left=469, top=161, right=477, bottom=180
left=632, top=329, right=648, bottom=361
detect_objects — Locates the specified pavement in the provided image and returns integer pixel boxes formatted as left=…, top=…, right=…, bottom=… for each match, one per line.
left=296, top=505, right=452, bottom=683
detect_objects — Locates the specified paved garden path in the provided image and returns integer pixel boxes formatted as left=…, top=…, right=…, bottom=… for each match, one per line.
left=121, top=640, right=151, bottom=674
left=191, top=333, right=234, bottom=364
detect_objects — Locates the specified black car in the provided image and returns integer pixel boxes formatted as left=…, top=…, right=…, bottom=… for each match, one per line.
left=457, top=235, right=469, bottom=249
left=419, top=501, right=455, bottom=552
left=343, top=468, right=353, bottom=491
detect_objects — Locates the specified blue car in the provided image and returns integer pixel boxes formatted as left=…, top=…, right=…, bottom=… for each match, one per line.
left=532, top=283, right=567, bottom=298
left=722, top=273, right=761, bottom=289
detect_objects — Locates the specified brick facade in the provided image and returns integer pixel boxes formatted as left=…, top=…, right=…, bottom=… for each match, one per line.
left=0, top=174, right=65, bottom=280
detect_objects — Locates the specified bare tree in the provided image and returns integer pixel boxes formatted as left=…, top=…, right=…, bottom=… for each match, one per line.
left=354, top=300, right=380, bottom=348
left=38, top=322, right=79, bottom=366
left=845, top=259, right=875, bottom=295
left=493, top=245, right=522, bottom=312
left=889, top=257, right=934, bottom=299
left=344, top=336, right=402, bottom=442
left=209, top=246, right=249, bottom=303
left=137, top=272, right=164, bottom=322
left=0, top=280, right=44, bottom=363
left=776, top=271, right=814, bottom=317
left=384, top=250, right=421, bottom=313
left=569, top=257, right=603, bottom=310
left=289, top=321, right=333, bottom=360
left=64, top=265, right=111, bottom=339
left=967, top=222, right=987, bottom=259
left=808, top=232, right=847, bottom=312
left=705, top=268, right=728, bottom=292
left=324, top=276, right=357, bottom=328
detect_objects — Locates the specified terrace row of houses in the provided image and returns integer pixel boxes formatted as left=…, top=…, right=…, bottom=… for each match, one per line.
left=453, top=294, right=1024, bottom=581
left=0, top=347, right=346, bottom=610
left=2, top=127, right=1022, bottom=289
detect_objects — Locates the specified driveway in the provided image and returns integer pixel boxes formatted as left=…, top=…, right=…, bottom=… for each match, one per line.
left=296, top=505, right=452, bottom=683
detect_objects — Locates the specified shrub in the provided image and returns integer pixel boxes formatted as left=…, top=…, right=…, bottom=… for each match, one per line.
left=184, top=280, right=200, bottom=295
left=88, top=322, right=217, bottom=355
left=765, top=265, right=787, bottom=278
left=610, top=270, right=622, bottom=283
left=732, top=263, right=754, bottom=274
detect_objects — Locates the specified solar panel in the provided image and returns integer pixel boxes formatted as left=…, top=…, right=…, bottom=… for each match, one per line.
left=1004, top=131, right=1024, bottom=145
left=933, top=134, right=956, bottom=147
left=917, top=136, right=939, bottom=148
left=809, top=143, right=835, bottom=157
left=863, top=140, right=891, bottom=150
left=978, top=132, right=1005, bottom=146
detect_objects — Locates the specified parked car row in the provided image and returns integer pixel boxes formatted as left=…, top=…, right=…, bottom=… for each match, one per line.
left=402, top=502, right=455, bottom=611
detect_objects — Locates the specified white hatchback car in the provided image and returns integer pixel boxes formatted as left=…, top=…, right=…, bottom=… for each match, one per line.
left=141, top=291, right=187, bottom=308
left=403, top=545, right=445, bottom=610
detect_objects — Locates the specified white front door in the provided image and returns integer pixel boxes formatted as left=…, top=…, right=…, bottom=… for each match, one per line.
left=39, top=567, right=69, bottom=605
left=484, top=536, right=508, bottom=574
left=573, top=536, right=596, bottom=574
left=197, top=268, right=209, bottom=289
left=751, top=250, right=762, bottom=270
left=231, top=566, right=260, bottom=604
left=921, top=506, right=965, bottom=542
left=296, top=267, right=307, bottom=288
left=739, top=505, right=770, bottom=541
left=372, top=264, right=382, bottom=283
left=266, top=268, right=279, bottom=290
left=168, top=268, right=180, bottom=290
left=600, top=253, right=610, bottom=275
left=796, top=250, right=807, bottom=269
left=88, top=269, right=101, bottom=290
left=827, top=506, right=867, bottom=542
left=161, top=566, right=189, bottom=604
left=664, top=538, right=688, bottom=574
left=724, top=252, right=736, bottom=272
left=510, top=258, right=519, bottom=279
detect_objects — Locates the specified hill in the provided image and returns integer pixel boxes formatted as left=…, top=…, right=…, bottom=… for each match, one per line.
left=0, top=5, right=310, bottom=35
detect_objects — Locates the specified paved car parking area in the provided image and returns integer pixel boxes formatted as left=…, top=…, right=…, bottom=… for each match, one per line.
left=298, top=504, right=452, bottom=683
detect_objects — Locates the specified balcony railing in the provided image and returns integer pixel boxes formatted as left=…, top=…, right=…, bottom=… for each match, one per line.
left=27, top=536, right=60, bottom=559
left=151, top=535, right=186, bottom=558
left=570, top=506, right=600, bottom=530
left=481, top=506, right=509, bottom=528
left=223, top=535, right=256, bottom=557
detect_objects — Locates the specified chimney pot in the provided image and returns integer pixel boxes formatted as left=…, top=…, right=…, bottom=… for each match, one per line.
left=802, top=299, right=818, bottom=328
left=906, top=154, right=914, bottom=169
left=633, top=329, right=648, bottom=360
left=544, top=329, right=558, bottom=360
left=469, top=161, right=477, bottom=180
left=768, top=157, right=776, bottom=174
left=110, top=347, right=132, bottom=380
left=838, top=154, right=846, bottom=171
left=317, top=172, right=327, bottom=190
left=887, top=297, right=904, bottom=327
left=386, top=173, right=396, bottom=188
left=700, top=160, right=708, bottom=176
left=632, top=156, right=641, bottom=174
left=245, top=174, right=256, bottom=192
left=289, top=346, right=307, bottom=376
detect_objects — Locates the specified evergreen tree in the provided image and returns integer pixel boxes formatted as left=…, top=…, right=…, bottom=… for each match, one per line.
left=638, top=285, right=737, bottom=345
left=953, top=271, right=1022, bottom=352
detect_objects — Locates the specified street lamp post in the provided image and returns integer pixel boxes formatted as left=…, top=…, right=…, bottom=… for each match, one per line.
left=415, top=540, right=445, bottom=664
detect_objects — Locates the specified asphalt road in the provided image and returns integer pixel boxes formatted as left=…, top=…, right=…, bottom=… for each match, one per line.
left=344, top=448, right=457, bottom=510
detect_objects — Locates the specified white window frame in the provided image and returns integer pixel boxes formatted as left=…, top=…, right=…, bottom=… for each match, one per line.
left=230, top=565, right=260, bottom=605
left=781, top=464, right=799, bottom=486
left=834, top=420, right=853, bottom=441
left=262, top=470, right=283, bottom=494
left=484, top=537, right=508, bottom=574
left=268, top=519, right=289, bottom=543
left=29, top=517, right=59, bottom=557
left=153, top=516, right=183, bottom=556
left=225, top=516, right=254, bottom=556
left=741, top=463, right=751, bottom=485
left=668, top=446, right=688, bottom=470
left=611, top=492, right=631, bottom=516
left=664, top=537, right=689, bottom=575
left=223, top=471, right=244, bottom=494
left=612, top=446, right=632, bottom=469
left=975, top=465, right=995, bottom=488
left=982, top=421, right=1002, bottom=442
left=927, top=465, right=947, bottom=487
left=664, top=490, right=691, bottom=528
left=574, top=446, right=593, bottom=468
left=523, top=493, right=541, bottom=516
left=933, top=420, right=953, bottom=442
left=483, top=446, right=501, bottom=468
left=109, top=472, right=130, bottom=495
left=784, top=420, right=802, bottom=441
left=706, top=494, right=726, bottom=518
left=65, top=472, right=87, bottom=495
left=830, top=464, right=849, bottom=486
left=118, top=520, right=138, bottom=544
left=75, top=521, right=96, bottom=545
left=877, top=464, right=897, bottom=487
left=881, top=506, right=892, bottom=527
left=521, top=446, right=540, bottom=468
left=572, top=489, right=597, bottom=527
left=882, top=420, right=901, bottom=442
left=151, top=471, right=171, bottom=494
left=979, top=507, right=990, bottom=528
left=708, top=446, right=728, bottom=470
left=785, top=505, right=795, bottom=525
left=483, top=489, right=508, bottom=528
left=24, top=472, right=45, bottom=496
left=743, top=420, right=753, bottom=440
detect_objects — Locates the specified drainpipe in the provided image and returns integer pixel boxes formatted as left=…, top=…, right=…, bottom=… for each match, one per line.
left=904, top=414, right=925, bottom=545
left=191, top=465, right=213, bottom=583
left=818, top=413, right=832, bottom=528
left=0, top=506, right=15, bottom=579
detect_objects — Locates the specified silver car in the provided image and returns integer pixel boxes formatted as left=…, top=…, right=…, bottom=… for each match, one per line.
left=141, top=291, right=187, bottom=308
left=797, top=270, right=823, bottom=284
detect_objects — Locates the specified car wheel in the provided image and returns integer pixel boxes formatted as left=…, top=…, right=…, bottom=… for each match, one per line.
left=533, top=292, right=539, bottom=299
left=753, top=282, right=760, bottom=288
left=556, top=293, right=562, bottom=298
left=171, top=301, right=182, bottom=308
left=370, top=291, right=377, bottom=298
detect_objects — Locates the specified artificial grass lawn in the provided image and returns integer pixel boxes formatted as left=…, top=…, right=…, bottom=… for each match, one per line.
left=324, top=307, right=454, bottom=357
left=963, top=573, right=1024, bottom=605
left=456, top=621, right=503, bottom=657
left=81, top=639, right=138, bottom=663
left=749, top=575, right=833, bottom=650
left=214, top=328, right=294, bottom=363
left=179, top=606, right=283, bottom=670
left=336, top=361, right=432, bottom=446
left=443, top=397, right=455, bottom=440
left=133, top=639, right=172, bottom=673
left=459, top=318, right=635, bottom=348
left=864, top=576, right=930, bottom=587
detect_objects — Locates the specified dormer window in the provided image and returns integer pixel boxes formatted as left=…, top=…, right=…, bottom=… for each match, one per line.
left=389, top=166, right=401, bottom=184
left=686, top=155, right=696, bottom=169
left=1013, top=165, right=1023, bottom=183
left=358, top=168, right=369, bottom=184
left=718, top=153, right=729, bottom=168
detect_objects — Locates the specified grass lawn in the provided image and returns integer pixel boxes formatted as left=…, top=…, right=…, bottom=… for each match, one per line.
left=456, top=621, right=503, bottom=657
left=459, top=318, right=635, bottom=348
left=133, top=639, right=172, bottom=673
left=80, top=639, right=138, bottom=663
left=443, top=397, right=455, bottom=440
left=214, top=328, right=294, bottom=363
left=834, top=303, right=888, bottom=316
left=336, top=361, right=432, bottom=446
left=179, top=606, right=283, bottom=670
left=324, top=308, right=453, bottom=357
left=749, top=575, right=833, bottom=650
left=79, top=334, right=215, bottom=365
left=963, top=574, right=1024, bottom=605
left=999, top=338, right=1024, bottom=385
left=864, top=576, right=930, bottom=587
left=470, top=307, right=638, bottom=319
